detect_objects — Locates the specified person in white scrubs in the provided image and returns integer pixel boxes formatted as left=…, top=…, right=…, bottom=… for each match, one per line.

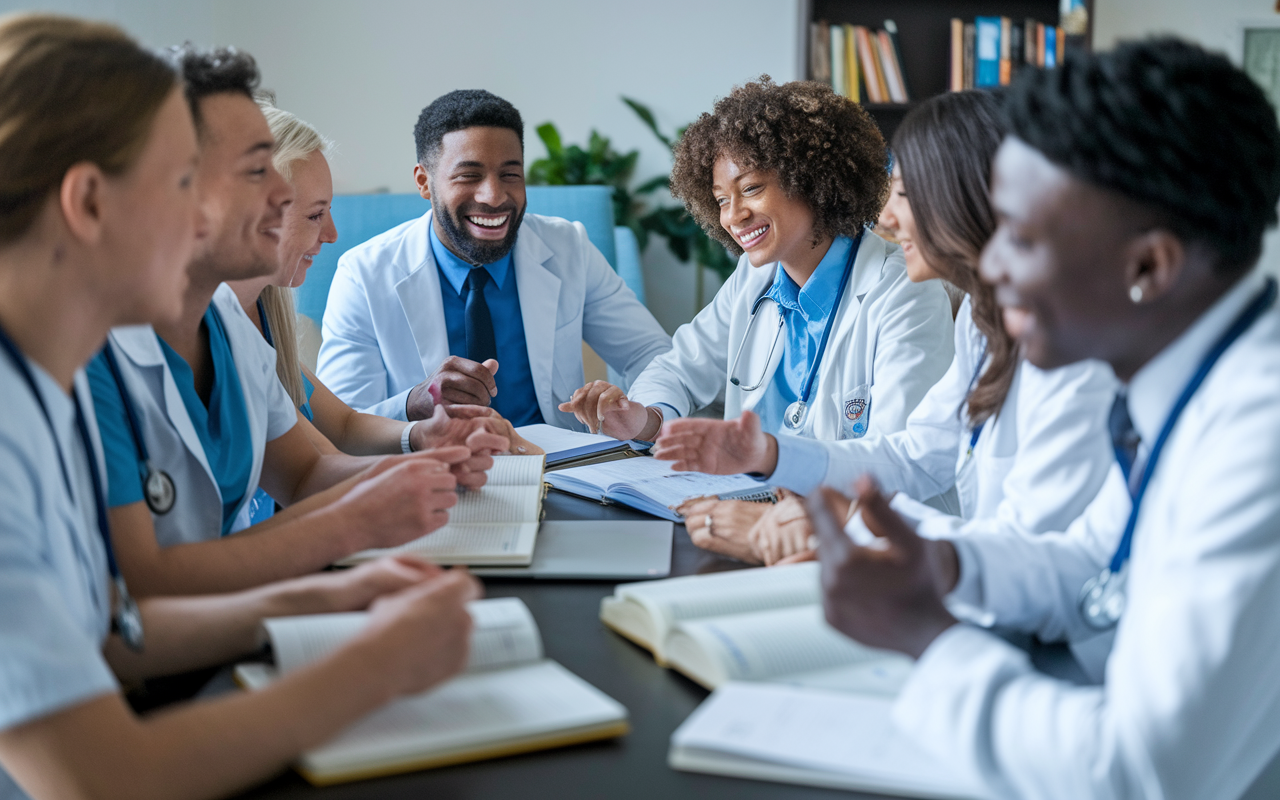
left=559, top=77, right=954, bottom=474
left=673, top=90, right=1116, bottom=565
left=807, top=39, right=1280, bottom=800
left=0, top=17, right=477, bottom=800
left=86, top=46, right=503, bottom=598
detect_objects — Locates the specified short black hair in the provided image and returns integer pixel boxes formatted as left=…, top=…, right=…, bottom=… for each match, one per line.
left=1005, top=37, right=1280, bottom=274
left=414, top=89, right=523, bottom=170
left=167, top=44, right=260, bottom=133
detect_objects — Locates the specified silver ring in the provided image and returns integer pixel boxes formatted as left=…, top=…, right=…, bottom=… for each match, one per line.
left=705, top=514, right=714, bottom=536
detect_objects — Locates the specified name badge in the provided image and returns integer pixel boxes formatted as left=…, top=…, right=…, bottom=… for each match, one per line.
left=840, top=384, right=871, bottom=440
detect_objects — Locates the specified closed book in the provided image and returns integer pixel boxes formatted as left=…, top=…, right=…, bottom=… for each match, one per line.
left=883, top=19, right=912, bottom=100
left=950, top=18, right=964, bottom=92
left=963, top=23, right=976, bottom=90
left=843, top=23, right=860, bottom=102
left=854, top=26, right=886, bottom=103
left=1008, top=23, right=1024, bottom=80
left=876, top=30, right=907, bottom=103
left=1044, top=25, right=1057, bottom=67
left=809, top=22, right=830, bottom=83
left=1037, top=22, right=1046, bottom=67
left=974, top=16, right=1001, bottom=87
left=830, top=24, right=846, bottom=97
left=1024, top=18, right=1037, bottom=67
left=999, top=17, right=1012, bottom=85
left=1056, top=25, right=1066, bottom=65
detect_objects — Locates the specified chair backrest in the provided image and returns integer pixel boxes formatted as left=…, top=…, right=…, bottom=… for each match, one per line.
left=295, top=184, right=618, bottom=327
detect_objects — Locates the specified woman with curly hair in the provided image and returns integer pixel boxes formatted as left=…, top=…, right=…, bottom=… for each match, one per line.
left=689, top=90, right=1119, bottom=565
left=560, top=78, right=954, bottom=540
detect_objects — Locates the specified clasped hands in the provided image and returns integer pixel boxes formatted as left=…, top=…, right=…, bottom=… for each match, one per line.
left=405, top=356, right=542, bottom=457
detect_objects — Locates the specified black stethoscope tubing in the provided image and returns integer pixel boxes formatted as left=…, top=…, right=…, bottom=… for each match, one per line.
left=101, top=341, right=176, bottom=516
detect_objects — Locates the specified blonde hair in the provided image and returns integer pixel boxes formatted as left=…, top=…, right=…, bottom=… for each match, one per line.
left=254, top=97, right=331, bottom=408
left=0, top=13, right=177, bottom=244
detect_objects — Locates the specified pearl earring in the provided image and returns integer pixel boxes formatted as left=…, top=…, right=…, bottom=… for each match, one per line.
left=1129, top=285, right=1144, bottom=304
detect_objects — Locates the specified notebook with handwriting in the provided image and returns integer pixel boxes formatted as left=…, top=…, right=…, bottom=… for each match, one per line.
left=340, top=455, right=545, bottom=566
left=235, top=597, right=628, bottom=786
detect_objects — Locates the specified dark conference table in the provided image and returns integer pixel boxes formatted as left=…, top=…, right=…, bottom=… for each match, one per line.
left=230, top=490, right=1085, bottom=800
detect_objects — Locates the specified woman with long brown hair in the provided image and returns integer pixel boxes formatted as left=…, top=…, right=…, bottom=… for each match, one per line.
left=662, top=90, right=1118, bottom=564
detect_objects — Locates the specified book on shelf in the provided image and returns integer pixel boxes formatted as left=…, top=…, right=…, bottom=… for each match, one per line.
left=844, top=23, right=860, bottom=104
left=883, top=19, right=912, bottom=99
left=999, top=17, right=1012, bottom=85
left=974, top=17, right=1001, bottom=87
left=950, top=19, right=964, bottom=92
left=808, top=19, right=909, bottom=105
left=963, top=22, right=976, bottom=89
left=236, top=597, right=629, bottom=786
left=600, top=563, right=912, bottom=695
left=877, top=29, right=908, bottom=103
left=669, top=683, right=986, bottom=799
left=830, top=23, right=847, bottom=98
left=949, top=15, right=1069, bottom=93
left=339, top=455, right=545, bottom=567
left=545, top=455, right=774, bottom=523
left=809, top=21, right=830, bottom=84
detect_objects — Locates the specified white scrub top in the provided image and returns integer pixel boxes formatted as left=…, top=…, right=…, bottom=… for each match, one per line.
left=896, top=271, right=1280, bottom=800
left=773, top=296, right=1117, bottom=539
left=0, top=359, right=116, bottom=800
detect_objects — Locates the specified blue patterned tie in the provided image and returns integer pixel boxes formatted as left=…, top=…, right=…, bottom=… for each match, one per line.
left=1109, top=391, right=1142, bottom=496
left=464, top=267, right=497, bottom=364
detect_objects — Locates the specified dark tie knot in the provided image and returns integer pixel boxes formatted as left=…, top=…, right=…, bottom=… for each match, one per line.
left=466, top=266, right=490, bottom=293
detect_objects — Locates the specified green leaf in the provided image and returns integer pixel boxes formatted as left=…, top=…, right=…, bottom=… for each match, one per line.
left=622, top=96, right=673, bottom=149
left=536, top=122, right=563, bottom=159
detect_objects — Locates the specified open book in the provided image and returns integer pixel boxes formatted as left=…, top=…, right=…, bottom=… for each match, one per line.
left=600, top=563, right=911, bottom=695
left=515, top=423, right=648, bottom=470
left=547, top=456, right=773, bottom=522
left=341, top=455, right=546, bottom=566
left=670, top=682, right=987, bottom=799
left=235, top=597, right=628, bottom=786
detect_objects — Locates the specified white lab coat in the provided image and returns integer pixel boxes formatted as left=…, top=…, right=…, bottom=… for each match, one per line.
left=627, top=232, right=955, bottom=441
left=893, top=271, right=1280, bottom=800
left=316, top=211, right=672, bottom=426
left=775, top=296, right=1117, bottom=539
left=104, top=285, right=297, bottom=547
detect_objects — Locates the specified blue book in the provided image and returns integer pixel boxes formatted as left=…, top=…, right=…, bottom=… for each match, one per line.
left=975, top=16, right=1002, bottom=87
left=1045, top=25, right=1058, bottom=68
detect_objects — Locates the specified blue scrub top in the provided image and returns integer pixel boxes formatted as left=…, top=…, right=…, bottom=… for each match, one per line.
left=754, top=235, right=854, bottom=434
left=429, top=225, right=544, bottom=426
left=88, top=305, right=254, bottom=537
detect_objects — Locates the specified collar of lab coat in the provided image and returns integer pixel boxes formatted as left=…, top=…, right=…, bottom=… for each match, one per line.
left=394, top=210, right=561, bottom=419
left=1127, top=269, right=1268, bottom=449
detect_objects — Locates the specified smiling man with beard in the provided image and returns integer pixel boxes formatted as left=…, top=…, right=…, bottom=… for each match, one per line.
left=317, top=90, right=671, bottom=428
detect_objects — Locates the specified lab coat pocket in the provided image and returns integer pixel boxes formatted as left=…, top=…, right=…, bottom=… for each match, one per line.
left=839, top=383, right=872, bottom=440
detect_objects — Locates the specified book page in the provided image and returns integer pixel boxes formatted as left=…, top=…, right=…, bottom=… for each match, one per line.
left=362, top=523, right=537, bottom=562
left=671, top=683, right=983, bottom=800
left=263, top=597, right=543, bottom=675
left=552, top=457, right=766, bottom=515
left=616, top=562, right=820, bottom=637
left=671, top=604, right=903, bottom=685
left=515, top=424, right=615, bottom=455
left=485, top=455, right=545, bottom=486
left=449, top=485, right=542, bottom=524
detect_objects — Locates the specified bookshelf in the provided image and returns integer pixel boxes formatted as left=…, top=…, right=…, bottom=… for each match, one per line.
left=803, top=0, right=1095, bottom=139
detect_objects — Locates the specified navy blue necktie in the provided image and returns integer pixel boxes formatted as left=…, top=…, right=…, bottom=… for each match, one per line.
left=1109, top=392, right=1142, bottom=496
left=464, top=267, right=497, bottom=364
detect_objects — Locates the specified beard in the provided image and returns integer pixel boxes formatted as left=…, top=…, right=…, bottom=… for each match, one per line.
left=435, top=198, right=525, bottom=265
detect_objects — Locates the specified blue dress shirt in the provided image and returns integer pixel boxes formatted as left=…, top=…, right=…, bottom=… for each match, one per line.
left=88, top=305, right=254, bottom=536
left=429, top=225, right=544, bottom=426
left=752, top=235, right=854, bottom=434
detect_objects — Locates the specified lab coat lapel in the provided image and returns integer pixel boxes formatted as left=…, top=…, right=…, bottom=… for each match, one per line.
left=394, top=211, right=452, bottom=380
left=511, top=223, right=560, bottom=421
left=738, top=265, right=786, bottom=414
left=108, top=325, right=216, bottom=487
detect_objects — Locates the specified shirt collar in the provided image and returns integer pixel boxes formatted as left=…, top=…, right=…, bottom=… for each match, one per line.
left=1127, top=268, right=1268, bottom=444
left=428, top=220, right=512, bottom=296
left=765, top=235, right=853, bottom=321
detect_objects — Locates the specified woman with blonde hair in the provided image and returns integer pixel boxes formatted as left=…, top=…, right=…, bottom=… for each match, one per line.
left=0, top=15, right=476, bottom=799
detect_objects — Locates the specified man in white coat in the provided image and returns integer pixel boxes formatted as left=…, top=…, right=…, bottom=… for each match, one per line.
left=316, top=90, right=671, bottom=427
left=806, top=40, right=1280, bottom=800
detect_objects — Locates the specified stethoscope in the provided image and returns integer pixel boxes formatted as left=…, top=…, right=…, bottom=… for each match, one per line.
left=727, top=231, right=863, bottom=431
left=101, top=342, right=176, bottom=516
left=960, top=344, right=990, bottom=467
left=0, top=322, right=145, bottom=651
left=1078, top=276, right=1277, bottom=631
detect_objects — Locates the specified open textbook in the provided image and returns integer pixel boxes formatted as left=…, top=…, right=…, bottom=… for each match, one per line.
left=235, top=597, right=628, bottom=786
left=340, top=455, right=546, bottom=566
left=600, top=563, right=912, bottom=694
left=670, top=682, right=987, bottom=800
left=515, top=423, right=648, bottom=469
left=547, top=456, right=773, bottom=522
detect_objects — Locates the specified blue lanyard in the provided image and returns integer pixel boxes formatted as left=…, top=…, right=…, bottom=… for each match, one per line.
left=1108, top=277, right=1277, bottom=573
left=965, top=343, right=990, bottom=455
left=794, top=231, right=863, bottom=406
left=0, top=322, right=124, bottom=583
left=256, top=297, right=275, bottom=348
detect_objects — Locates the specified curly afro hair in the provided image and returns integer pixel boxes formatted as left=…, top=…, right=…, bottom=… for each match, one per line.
left=1006, top=37, right=1280, bottom=274
left=670, top=76, right=888, bottom=255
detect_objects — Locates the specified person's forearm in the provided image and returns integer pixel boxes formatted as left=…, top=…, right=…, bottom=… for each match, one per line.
left=328, top=409, right=403, bottom=456
left=104, top=574, right=353, bottom=681
left=290, top=452, right=378, bottom=501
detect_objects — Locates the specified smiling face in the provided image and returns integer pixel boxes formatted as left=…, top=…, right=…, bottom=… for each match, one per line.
left=188, top=93, right=292, bottom=282
left=712, top=155, right=826, bottom=276
left=879, top=164, right=941, bottom=283
left=418, top=126, right=526, bottom=265
left=273, top=150, right=336, bottom=288
left=980, top=137, right=1138, bottom=370
left=98, top=87, right=205, bottom=326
